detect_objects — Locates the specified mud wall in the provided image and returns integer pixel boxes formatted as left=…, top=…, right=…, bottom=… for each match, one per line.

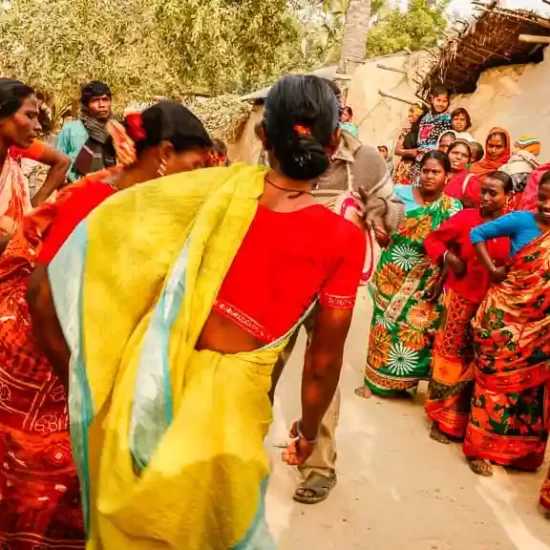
left=229, top=49, right=550, bottom=165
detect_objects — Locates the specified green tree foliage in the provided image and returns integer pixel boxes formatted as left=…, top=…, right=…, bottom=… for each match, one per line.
left=366, top=0, right=449, bottom=58
left=298, top=0, right=386, bottom=66
left=0, top=0, right=316, bottom=117
left=0, top=0, right=181, bottom=116
left=154, top=0, right=309, bottom=95
left=0, top=0, right=448, bottom=127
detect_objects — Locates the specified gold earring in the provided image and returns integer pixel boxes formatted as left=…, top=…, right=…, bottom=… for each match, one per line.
left=157, top=159, right=167, bottom=177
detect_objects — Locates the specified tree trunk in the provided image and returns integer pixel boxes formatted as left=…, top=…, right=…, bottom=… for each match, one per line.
left=338, top=0, right=371, bottom=77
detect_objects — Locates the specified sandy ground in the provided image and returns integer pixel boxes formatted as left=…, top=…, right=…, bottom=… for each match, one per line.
left=265, top=289, right=550, bottom=550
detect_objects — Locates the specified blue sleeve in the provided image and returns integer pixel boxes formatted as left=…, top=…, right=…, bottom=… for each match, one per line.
left=56, top=122, right=86, bottom=183
left=470, top=212, right=528, bottom=244
left=394, top=184, right=417, bottom=213
left=55, top=125, right=71, bottom=156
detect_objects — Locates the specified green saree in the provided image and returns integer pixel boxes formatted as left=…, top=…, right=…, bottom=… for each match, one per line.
left=364, top=185, right=462, bottom=395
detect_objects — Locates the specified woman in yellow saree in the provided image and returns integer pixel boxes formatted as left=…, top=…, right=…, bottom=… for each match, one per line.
left=27, top=76, right=366, bottom=549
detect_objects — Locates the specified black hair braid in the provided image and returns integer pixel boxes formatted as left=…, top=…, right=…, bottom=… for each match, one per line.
left=264, top=75, right=338, bottom=180
left=269, top=121, right=329, bottom=181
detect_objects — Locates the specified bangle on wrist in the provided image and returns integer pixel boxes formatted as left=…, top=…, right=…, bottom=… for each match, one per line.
left=296, top=420, right=318, bottom=444
left=443, top=251, right=449, bottom=264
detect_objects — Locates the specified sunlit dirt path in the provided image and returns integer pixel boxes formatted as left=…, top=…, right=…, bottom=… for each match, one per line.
left=266, top=289, right=550, bottom=550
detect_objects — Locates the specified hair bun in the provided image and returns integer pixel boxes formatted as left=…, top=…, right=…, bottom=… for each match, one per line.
left=263, top=75, right=339, bottom=180
left=277, top=134, right=330, bottom=180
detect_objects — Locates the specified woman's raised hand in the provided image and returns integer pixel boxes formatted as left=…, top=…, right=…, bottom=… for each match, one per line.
left=281, top=421, right=316, bottom=466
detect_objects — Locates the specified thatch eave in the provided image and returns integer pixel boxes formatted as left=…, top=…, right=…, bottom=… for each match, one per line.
left=417, top=2, right=550, bottom=100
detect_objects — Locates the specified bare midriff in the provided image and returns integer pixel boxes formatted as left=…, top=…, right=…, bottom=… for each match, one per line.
left=195, top=309, right=265, bottom=354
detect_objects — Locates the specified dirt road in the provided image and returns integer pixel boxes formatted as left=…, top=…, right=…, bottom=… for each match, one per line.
left=265, top=289, right=550, bottom=550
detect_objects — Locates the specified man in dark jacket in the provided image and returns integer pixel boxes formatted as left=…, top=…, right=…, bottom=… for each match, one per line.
left=56, top=81, right=116, bottom=182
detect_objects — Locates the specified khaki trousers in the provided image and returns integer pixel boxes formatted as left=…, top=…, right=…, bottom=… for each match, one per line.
left=278, top=309, right=339, bottom=479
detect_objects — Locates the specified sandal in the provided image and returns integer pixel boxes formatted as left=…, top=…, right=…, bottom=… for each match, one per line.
left=468, top=458, right=493, bottom=477
left=293, top=472, right=337, bottom=504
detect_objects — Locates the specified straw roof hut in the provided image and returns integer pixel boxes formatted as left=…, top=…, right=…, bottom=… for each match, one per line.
left=417, top=1, right=550, bottom=101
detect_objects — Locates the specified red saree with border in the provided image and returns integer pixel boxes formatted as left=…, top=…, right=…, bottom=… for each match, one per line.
left=463, top=231, right=550, bottom=469
left=0, top=170, right=117, bottom=548
left=425, top=288, right=478, bottom=438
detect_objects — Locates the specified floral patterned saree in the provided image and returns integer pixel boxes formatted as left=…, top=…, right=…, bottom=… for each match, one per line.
left=464, top=231, right=550, bottom=470
left=364, top=188, right=461, bottom=395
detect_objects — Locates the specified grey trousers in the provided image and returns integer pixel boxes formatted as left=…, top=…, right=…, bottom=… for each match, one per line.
left=278, top=310, right=339, bottom=479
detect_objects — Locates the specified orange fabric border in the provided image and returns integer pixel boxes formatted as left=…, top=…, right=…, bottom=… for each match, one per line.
left=474, top=363, right=550, bottom=394
left=463, top=423, right=546, bottom=470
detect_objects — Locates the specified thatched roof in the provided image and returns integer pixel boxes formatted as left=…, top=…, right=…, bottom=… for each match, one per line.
left=417, top=1, right=550, bottom=101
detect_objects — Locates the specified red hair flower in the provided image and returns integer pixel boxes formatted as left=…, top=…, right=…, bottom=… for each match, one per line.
left=294, top=124, right=311, bottom=137
left=125, top=111, right=146, bottom=141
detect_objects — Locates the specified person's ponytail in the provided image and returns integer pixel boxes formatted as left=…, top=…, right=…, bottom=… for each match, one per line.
left=272, top=124, right=330, bottom=180
left=263, top=75, right=338, bottom=181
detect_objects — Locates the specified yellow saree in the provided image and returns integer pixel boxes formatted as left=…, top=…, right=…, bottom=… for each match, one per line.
left=48, top=164, right=298, bottom=549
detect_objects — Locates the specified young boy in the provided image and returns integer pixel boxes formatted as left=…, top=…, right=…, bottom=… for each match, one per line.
left=378, top=145, right=394, bottom=176
left=451, top=107, right=474, bottom=142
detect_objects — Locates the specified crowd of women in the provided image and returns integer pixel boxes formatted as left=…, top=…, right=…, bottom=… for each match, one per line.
left=0, top=72, right=548, bottom=550
left=355, top=84, right=550, bottom=514
left=0, top=74, right=369, bottom=549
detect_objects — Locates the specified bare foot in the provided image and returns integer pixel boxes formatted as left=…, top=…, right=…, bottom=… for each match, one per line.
left=468, top=458, right=493, bottom=477
left=355, top=385, right=372, bottom=399
left=429, top=422, right=450, bottom=445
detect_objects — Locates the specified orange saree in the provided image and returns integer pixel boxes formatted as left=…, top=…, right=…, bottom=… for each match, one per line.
left=0, top=171, right=117, bottom=548
left=425, top=288, right=478, bottom=438
left=463, top=231, right=550, bottom=470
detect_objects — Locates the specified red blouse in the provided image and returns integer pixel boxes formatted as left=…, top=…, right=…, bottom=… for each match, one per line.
left=38, top=180, right=115, bottom=263
left=9, top=140, right=46, bottom=163
left=424, top=209, right=510, bottom=304
left=214, top=204, right=366, bottom=343
left=444, top=170, right=481, bottom=206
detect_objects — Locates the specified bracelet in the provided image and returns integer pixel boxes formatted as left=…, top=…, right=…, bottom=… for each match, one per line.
left=296, top=420, right=319, bottom=444
left=443, top=251, right=449, bottom=264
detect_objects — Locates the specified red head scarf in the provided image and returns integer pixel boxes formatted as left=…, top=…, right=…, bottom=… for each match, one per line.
left=470, top=127, right=511, bottom=178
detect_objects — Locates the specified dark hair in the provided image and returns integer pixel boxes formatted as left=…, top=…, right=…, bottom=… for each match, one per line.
left=0, top=79, right=34, bottom=119
left=378, top=145, right=388, bottom=152
left=485, top=171, right=513, bottom=194
left=439, top=130, right=456, bottom=142
left=540, top=170, right=550, bottom=187
left=126, top=102, right=212, bottom=157
left=447, top=139, right=472, bottom=161
left=343, top=106, right=353, bottom=117
left=431, top=85, right=450, bottom=99
left=211, top=138, right=227, bottom=156
left=403, top=103, right=429, bottom=149
left=488, top=131, right=508, bottom=147
left=263, top=75, right=339, bottom=180
left=469, top=141, right=485, bottom=162
left=324, top=79, right=341, bottom=100
left=81, top=81, right=112, bottom=106
left=420, top=150, right=451, bottom=174
left=451, top=107, right=472, bottom=130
